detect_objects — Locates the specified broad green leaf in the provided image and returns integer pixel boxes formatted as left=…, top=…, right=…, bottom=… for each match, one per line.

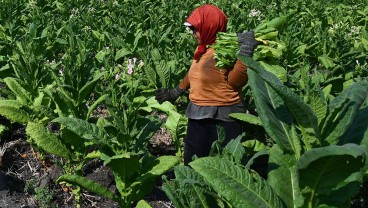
left=32, top=91, right=45, bottom=108
left=86, top=94, right=109, bottom=120
left=339, top=107, right=368, bottom=153
left=140, top=155, right=180, bottom=177
left=26, top=122, right=72, bottom=159
left=0, top=63, right=10, bottom=72
left=267, top=145, right=304, bottom=208
left=143, top=97, right=184, bottom=140
left=60, top=128, right=87, bottom=153
left=52, top=117, right=104, bottom=140
left=78, top=73, right=103, bottom=104
left=156, top=60, right=171, bottom=88
left=254, top=14, right=290, bottom=32
left=298, top=144, right=366, bottom=206
left=223, top=137, right=246, bottom=164
left=322, top=81, right=368, bottom=145
left=51, top=86, right=76, bottom=115
left=174, top=165, right=204, bottom=181
left=162, top=176, right=187, bottom=208
left=85, top=150, right=101, bottom=159
left=130, top=156, right=180, bottom=202
left=115, top=48, right=131, bottom=61
left=229, top=113, right=262, bottom=126
left=242, top=139, right=269, bottom=153
left=57, top=174, right=118, bottom=202
left=95, top=50, right=106, bottom=63
left=43, top=88, right=68, bottom=117
left=101, top=153, right=140, bottom=179
left=133, top=29, right=143, bottom=51
left=0, top=106, right=31, bottom=123
left=4, top=77, right=32, bottom=105
left=190, top=157, right=285, bottom=208
left=136, top=200, right=152, bottom=208
left=361, top=37, right=368, bottom=50
left=92, top=30, right=104, bottom=41
left=306, top=90, right=327, bottom=125
left=259, top=61, right=287, bottom=82
left=241, top=56, right=320, bottom=149
left=164, top=165, right=224, bottom=208
left=246, top=68, right=296, bottom=153
left=0, top=100, right=23, bottom=109
left=318, top=55, right=336, bottom=69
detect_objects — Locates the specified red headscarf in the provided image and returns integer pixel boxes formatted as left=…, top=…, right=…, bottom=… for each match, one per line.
left=186, top=4, right=227, bottom=60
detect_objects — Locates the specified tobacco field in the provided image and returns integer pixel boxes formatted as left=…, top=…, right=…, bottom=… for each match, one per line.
left=0, top=0, right=367, bottom=207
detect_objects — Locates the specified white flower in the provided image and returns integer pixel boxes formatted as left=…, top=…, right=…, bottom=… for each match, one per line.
left=348, top=26, right=361, bottom=37
left=127, top=63, right=134, bottom=74
left=115, top=73, right=120, bottom=80
left=58, top=68, right=64, bottom=76
left=248, top=9, right=261, bottom=17
left=128, top=58, right=133, bottom=66
left=138, top=60, right=144, bottom=68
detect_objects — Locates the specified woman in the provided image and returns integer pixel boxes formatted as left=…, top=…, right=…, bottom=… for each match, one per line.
left=155, top=4, right=258, bottom=165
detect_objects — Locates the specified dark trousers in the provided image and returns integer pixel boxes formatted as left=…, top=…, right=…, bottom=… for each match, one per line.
left=183, top=118, right=243, bottom=165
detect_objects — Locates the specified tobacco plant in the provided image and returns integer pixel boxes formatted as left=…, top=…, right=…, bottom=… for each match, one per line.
left=164, top=56, right=368, bottom=208
left=51, top=114, right=180, bottom=207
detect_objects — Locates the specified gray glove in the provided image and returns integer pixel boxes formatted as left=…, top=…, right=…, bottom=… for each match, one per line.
left=155, top=86, right=184, bottom=104
left=237, top=31, right=260, bottom=57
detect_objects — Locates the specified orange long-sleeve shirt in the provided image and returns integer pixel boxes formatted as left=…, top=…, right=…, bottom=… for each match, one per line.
left=179, top=48, right=248, bottom=106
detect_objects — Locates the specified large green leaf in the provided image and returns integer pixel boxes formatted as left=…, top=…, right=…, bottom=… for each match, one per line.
left=246, top=67, right=298, bottom=154
left=321, top=81, right=368, bottom=145
left=26, top=122, right=72, bottom=159
left=0, top=100, right=28, bottom=123
left=0, top=106, right=31, bottom=123
left=78, top=73, right=103, bottom=104
left=43, top=86, right=69, bottom=117
left=229, top=112, right=262, bottom=126
left=241, top=55, right=320, bottom=149
left=100, top=153, right=140, bottom=180
left=136, top=200, right=152, bottom=208
left=190, top=157, right=285, bottom=208
left=52, top=117, right=105, bottom=141
left=130, top=156, right=180, bottom=202
left=3, top=77, right=32, bottom=105
left=175, top=166, right=214, bottom=208
left=162, top=176, right=188, bottom=208
left=306, top=90, right=327, bottom=125
left=57, top=174, right=119, bottom=202
left=0, top=100, right=23, bottom=109
left=298, top=144, right=366, bottom=206
left=139, top=155, right=180, bottom=177
left=339, top=106, right=368, bottom=151
left=142, top=97, right=184, bottom=140
left=222, top=137, right=246, bottom=165
left=163, top=165, right=225, bottom=208
left=267, top=145, right=304, bottom=208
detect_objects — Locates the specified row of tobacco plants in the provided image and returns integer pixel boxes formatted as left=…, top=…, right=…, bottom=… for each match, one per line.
left=1, top=0, right=367, bottom=207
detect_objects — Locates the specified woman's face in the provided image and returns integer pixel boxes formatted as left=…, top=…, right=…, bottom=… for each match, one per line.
left=189, top=26, right=201, bottom=44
